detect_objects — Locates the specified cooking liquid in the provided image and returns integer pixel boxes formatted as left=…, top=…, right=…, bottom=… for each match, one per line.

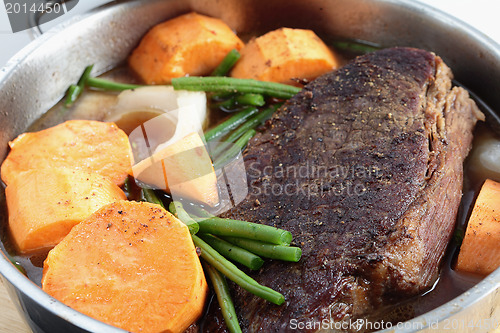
left=0, top=56, right=497, bottom=328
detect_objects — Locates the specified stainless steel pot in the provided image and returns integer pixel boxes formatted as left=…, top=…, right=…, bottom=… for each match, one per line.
left=0, top=0, right=498, bottom=332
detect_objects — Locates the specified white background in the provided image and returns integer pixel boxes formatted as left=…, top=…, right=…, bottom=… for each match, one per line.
left=0, top=0, right=499, bottom=67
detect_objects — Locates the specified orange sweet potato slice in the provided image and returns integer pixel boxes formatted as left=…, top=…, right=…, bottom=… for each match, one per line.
left=6, top=168, right=126, bottom=253
left=1, top=120, right=132, bottom=186
left=129, top=12, right=244, bottom=84
left=42, top=200, right=208, bottom=333
left=456, top=179, right=500, bottom=275
left=131, top=132, right=219, bottom=206
left=231, top=27, right=338, bottom=85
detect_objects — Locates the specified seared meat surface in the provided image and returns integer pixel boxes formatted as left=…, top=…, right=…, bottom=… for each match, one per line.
left=205, top=47, right=483, bottom=332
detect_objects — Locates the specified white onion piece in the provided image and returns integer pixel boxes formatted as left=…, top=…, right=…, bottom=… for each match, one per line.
left=114, top=86, right=180, bottom=111
left=477, top=139, right=500, bottom=175
left=107, top=86, right=207, bottom=161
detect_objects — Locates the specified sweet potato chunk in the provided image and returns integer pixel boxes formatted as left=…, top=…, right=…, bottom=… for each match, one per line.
left=231, top=28, right=338, bottom=85
left=6, top=168, right=126, bottom=253
left=131, top=132, right=218, bottom=206
left=42, top=201, right=208, bottom=333
left=129, top=12, right=244, bottom=84
left=1, top=120, right=132, bottom=186
left=456, top=179, right=500, bottom=275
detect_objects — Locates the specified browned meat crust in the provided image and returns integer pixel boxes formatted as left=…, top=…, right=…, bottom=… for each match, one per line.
left=203, top=47, right=483, bottom=332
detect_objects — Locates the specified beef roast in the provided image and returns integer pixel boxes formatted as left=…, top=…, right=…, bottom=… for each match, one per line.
left=204, top=47, right=483, bottom=332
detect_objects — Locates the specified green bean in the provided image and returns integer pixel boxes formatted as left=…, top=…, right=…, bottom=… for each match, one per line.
left=210, top=104, right=279, bottom=160
left=141, top=188, right=165, bottom=209
left=211, top=49, right=241, bottom=76
left=331, top=40, right=380, bottom=54
left=234, top=93, right=265, bottom=107
left=123, top=176, right=132, bottom=198
left=171, top=76, right=301, bottom=99
left=204, top=106, right=259, bottom=142
left=78, top=65, right=94, bottom=84
left=189, top=205, right=214, bottom=219
left=203, top=264, right=242, bottom=333
left=224, top=104, right=279, bottom=143
left=168, top=201, right=200, bottom=235
left=213, top=96, right=237, bottom=109
left=64, top=85, right=81, bottom=107
left=223, top=237, right=302, bottom=262
left=86, top=77, right=142, bottom=91
left=213, top=129, right=255, bottom=170
left=194, top=234, right=262, bottom=286
left=199, top=234, right=264, bottom=270
left=195, top=217, right=292, bottom=245
left=193, top=235, right=284, bottom=305
left=213, top=94, right=265, bottom=110
left=9, top=258, right=26, bottom=275
left=64, top=64, right=94, bottom=106
left=211, top=91, right=236, bottom=101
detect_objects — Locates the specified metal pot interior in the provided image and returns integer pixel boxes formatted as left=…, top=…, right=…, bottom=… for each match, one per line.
left=0, top=0, right=498, bottom=332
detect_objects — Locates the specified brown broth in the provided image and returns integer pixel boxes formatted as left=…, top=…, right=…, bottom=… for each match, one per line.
left=1, top=49, right=498, bottom=327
